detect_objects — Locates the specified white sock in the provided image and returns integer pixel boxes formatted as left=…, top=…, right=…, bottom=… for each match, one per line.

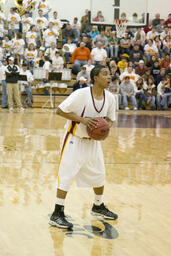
left=56, top=198, right=65, bottom=206
left=94, top=194, right=103, bottom=206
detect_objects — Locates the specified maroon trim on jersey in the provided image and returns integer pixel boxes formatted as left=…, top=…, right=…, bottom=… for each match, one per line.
left=90, top=87, right=105, bottom=113
left=81, top=107, right=86, bottom=117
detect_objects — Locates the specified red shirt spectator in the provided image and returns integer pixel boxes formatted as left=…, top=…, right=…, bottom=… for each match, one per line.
left=160, top=55, right=171, bottom=69
left=164, top=14, right=171, bottom=28
left=72, top=42, right=91, bottom=64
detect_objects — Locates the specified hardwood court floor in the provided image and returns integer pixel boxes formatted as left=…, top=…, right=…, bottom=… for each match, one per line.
left=0, top=109, right=171, bottom=256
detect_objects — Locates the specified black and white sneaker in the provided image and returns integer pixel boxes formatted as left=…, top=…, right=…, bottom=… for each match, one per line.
left=91, top=203, right=118, bottom=220
left=49, top=205, right=73, bottom=229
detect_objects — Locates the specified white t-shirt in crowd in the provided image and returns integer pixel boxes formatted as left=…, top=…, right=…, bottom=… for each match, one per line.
left=144, top=44, right=158, bottom=54
left=12, top=39, right=25, bottom=55
left=49, top=17, right=62, bottom=31
left=38, top=0, right=51, bottom=15
left=91, top=47, right=107, bottom=62
left=22, top=16, right=33, bottom=33
left=52, top=56, right=64, bottom=70
left=35, top=16, right=48, bottom=29
left=43, top=28, right=59, bottom=47
left=7, top=13, right=21, bottom=30
left=26, top=31, right=37, bottom=46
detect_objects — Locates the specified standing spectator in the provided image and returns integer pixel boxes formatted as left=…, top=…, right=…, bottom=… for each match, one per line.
left=80, top=15, right=92, bottom=37
left=50, top=11, right=62, bottom=31
left=19, top=63, right=34, bottom=107
left=135, top=77, right=146, bottom=110
left=38, top=0, right=52, bottom=20
left=62, top=23, right=75, bottom=45
left=134, top=28, right=146, bottom=45
left=162, top=35, right=171, bottom=55
left=26, top=25, right=37, bottom=47
left=0, top=59, right=8, bottom=108
left=106, top=31, right=119, bottom=59
left=2, top=35, right=12, bottom=58
left=35, top=9, right=48, bottom=31
left=7, top=7, right=21, bottom=38
left=91, top=41, right=107, bottom=65
left=11, top=33, right=25, bottom=61
left=81, top=9, right=89, bottom=24
left=152, top=14, right=161, bottom=27
left=5, top=56, right=23, bottom=112
left=72, top=42, right=91, bottom=74
left=120, top=76, right=137, bottom=110
left=109, top=76, right=121, bottom=109
left=21, top=11, right=33, bottom=40
left=135, top=60, right=146, bottom=76
left=24, top=43, right=37, bottom=70
left=43, top=22, right=59, bottom=49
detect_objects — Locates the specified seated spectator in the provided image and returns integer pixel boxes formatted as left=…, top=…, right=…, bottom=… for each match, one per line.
left=142, top=67, right=151, bottom=82
left=133, top=28, right=146, bottom=45
left=160, top=26, right=170, bottom=41
left=35, top=50, right=45, bottom=68
left=91, top=41, right=107, bottom=65
left=83, top=59, right=94, bottom=77
left=76, top=66, right=90, bottom=82
left=109, top=76, right=121, bottom=109
left=71, top=17, right=81, bottom=44
left=62, top=38, right=76, bottom=63
left=130, top=44, right=144, bottom=66
left=165, top=63, right=171, bottom=76
left=151, top=60, right=161, bottom=87
left=143, top=76, right=157, bottom=110
left=120, top=76, right=137, bottom=110
left=2, top=35, right=12, bottom=58
left=93, top=29, right=108, bottom=48
left=162, top=35, right=171, bottom=55
left=72, top=42, right=91, bottom=74
left=43, top=22, right=59, bottom=49
left=73, top=76, right=88, bottom=91
left=157, top=76, right=171, bottom=110
left=80, top=15, right=92, bottom=37
left=120, top=66, right=139, bottom=82
left=156, top=68, right=166, bottom=86
left=52, top=50, right=64, bottom=70
left=117, top=56, right=128, bottom=73
left=62, top=23, right=76, bottom=45
left=154, top=35, right=162, bottom=58
left=93, top=11, right=105, bottom=22
left=135, top=60, right=146, bottom=76
left=144, top=39, right=158, bottom=63
left=164, top=13, right=171, bottom=28
left=109, top=60, right=120, bottom=77
left=135, top=77, right=147, bottom=110
left=24, top=43, right=37, bottom=70
left=45, top=42, right=58, bottom=62
left=146, top=26, right=158, bottom=40
left=90, top=26, right=100, bottom=40
left=82, top=36, right=92, bottom=51
left=19, top=63, right=34, bottom=107
left=49, top=11, right=62, bottom=31
left=119, top=33, right=132, bottom=55
left=152, top=13, right=161, bottom=27
left=26, top=25, right=37, bottom=48
left=106, top=31, right=119, bottom=58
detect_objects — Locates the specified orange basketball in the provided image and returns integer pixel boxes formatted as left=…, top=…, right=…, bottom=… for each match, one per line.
left=87, top=117, right=110, bottom=141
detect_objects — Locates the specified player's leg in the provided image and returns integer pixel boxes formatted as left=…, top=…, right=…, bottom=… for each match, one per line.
left=91, top=186, right=118, bottom=220
left=49, top=134, right=80, bottom=229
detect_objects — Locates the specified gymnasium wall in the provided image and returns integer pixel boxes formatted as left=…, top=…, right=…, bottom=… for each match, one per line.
left=1, top=0, right=171, bottom=22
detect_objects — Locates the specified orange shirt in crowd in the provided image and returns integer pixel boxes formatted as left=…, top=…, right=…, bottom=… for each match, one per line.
left=72, top=47, right=91, bottom=63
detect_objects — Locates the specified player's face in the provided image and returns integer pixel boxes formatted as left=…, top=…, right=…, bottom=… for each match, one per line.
left=95, top=68, right=111, bottom=89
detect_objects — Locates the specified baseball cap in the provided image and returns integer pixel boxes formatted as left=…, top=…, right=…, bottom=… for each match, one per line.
left=79, top=76, right=87, bottom=81
left=1, top=58, right=7, bottom=63
left=9, top=56, right=14, bottom=61
left=139, top=60, right=144, bottom=64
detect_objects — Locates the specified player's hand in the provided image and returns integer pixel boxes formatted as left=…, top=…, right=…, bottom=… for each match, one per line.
left=81, top=117, right=98, bottom=129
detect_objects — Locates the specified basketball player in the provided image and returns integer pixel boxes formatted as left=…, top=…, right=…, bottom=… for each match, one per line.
left=49, top=65, right=118, bottom=229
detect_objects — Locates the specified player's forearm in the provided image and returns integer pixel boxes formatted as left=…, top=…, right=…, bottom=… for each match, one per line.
left=56, top=107, right=84, bottom=124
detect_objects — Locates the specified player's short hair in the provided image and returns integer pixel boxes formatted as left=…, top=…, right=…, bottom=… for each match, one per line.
left=90, top=65, right=106, bottom=84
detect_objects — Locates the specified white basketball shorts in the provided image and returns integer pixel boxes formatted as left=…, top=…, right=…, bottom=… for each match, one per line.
left=56, top=133, right=105, bottom=191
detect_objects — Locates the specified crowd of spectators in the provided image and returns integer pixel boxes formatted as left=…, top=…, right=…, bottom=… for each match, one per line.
left=0, top=1, right=170, bottom=112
